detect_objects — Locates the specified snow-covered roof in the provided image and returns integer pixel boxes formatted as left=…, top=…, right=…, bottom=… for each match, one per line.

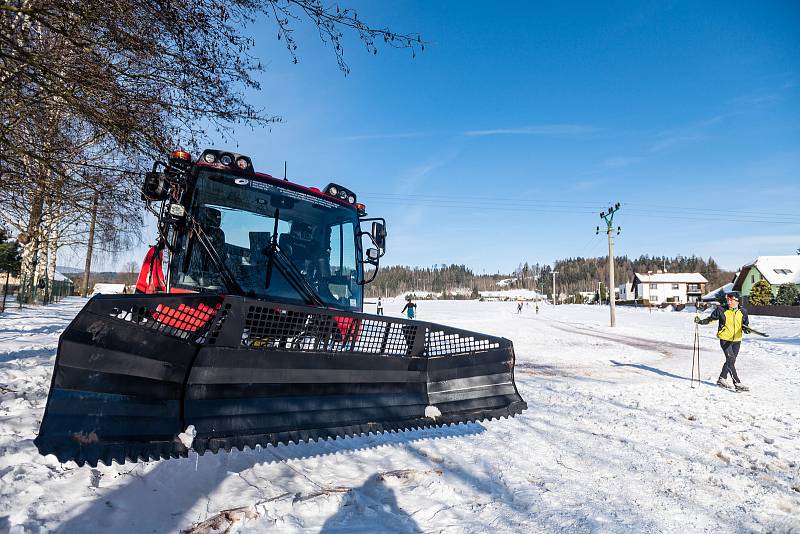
left=53, top=270, right=72, bottom=283
left=480, top=289, right=544, bottom=299
left=91, top=283, right=128, bottom=296
left=633, top=272, right=708, bottom=284
left=702, top=282, right=733, bottom=301
left=746, top=256, right=800, bottom=285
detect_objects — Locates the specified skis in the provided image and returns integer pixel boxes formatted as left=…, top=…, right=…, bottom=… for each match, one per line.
left=744, top=326, right=769, bottom=337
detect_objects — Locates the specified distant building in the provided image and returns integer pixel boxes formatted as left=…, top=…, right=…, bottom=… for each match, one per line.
left=91, top=283, right=131, bottom=296
left=732, top=256, right=800, bottom=303
left=631, top=272, right=708, bottom=305
left=618, top=282, right=634, bottom=301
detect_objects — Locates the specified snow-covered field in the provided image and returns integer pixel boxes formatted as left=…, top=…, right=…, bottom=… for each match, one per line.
left=1, top=297, right=799, bottom=533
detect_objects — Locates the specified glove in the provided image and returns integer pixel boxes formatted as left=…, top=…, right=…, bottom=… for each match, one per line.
left=693, top=316, right=701, bottom=324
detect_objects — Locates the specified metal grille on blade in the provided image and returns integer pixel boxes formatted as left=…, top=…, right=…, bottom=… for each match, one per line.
left=242, top=304, right=417, bottom=355
left=110, top=298, right=222, bottom=341
left=425, top=329, right=500, bottom=356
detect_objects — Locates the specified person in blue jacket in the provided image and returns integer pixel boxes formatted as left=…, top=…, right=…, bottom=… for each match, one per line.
left=401, top=297, right=417, bottom=319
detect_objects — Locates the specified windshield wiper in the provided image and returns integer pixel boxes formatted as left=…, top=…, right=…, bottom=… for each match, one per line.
left=262, top=208, right=324, bottom=307
left=190, top=221, right=245, bottom=296
left=265, top=244, right=324, bottom=307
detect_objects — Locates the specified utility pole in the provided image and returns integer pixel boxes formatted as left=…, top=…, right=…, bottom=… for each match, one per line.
left=552, top=270, right=558, bottom=305
left=597, top=203, right=621, bottom=327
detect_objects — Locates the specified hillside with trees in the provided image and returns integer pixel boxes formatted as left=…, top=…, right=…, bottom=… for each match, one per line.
left=366, top=255, right=735, bottom=299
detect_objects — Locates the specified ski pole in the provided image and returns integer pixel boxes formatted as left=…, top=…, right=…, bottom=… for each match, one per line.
left=691, top=317, right=700, bottom=389
left=744, top=325, right=769, bottom=337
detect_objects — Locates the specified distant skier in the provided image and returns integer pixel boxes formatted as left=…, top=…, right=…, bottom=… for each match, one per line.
left=695, top=291, right=750, bottom=392
left=401, top=297, right=417, bottom=320
left=376, top=297, right=384, bottom=316
left=517, top=302, right=523, bottom=314
left=535, top=303, right=539, bottom=314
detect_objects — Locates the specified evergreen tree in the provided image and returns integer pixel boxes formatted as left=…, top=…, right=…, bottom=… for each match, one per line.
left=749, top=280, right=773, bottom=306
left=0, top=227, right=22, bottom=276
left=775, top=284, right=799, bottom=306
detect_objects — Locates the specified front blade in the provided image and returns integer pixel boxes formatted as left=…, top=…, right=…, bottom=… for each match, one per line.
left=34, top=294, right=223, bottom=466
left=36, top=295, right=526, bottom=466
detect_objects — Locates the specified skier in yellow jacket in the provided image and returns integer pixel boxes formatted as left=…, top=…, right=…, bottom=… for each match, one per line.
left=695, top=291, right=750, bottom=391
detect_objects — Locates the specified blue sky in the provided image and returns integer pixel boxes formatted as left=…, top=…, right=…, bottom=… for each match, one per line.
left=100, top=1, right=800, bottom=273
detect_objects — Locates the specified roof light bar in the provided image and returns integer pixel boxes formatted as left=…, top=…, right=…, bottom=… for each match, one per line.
left=198, top=149, right=254, bottom=173
left=323, top=183, right=357, bottom=205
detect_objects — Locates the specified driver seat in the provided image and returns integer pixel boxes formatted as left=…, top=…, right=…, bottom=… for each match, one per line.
left=198, top=207, right=226, bottom=266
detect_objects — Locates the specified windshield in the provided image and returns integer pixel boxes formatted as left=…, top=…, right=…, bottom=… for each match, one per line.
left=170, top=169, right=363, bottom=311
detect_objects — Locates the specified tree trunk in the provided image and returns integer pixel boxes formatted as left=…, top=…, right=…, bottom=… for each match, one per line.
left=35, top=207, right=52, bottom=301
left=47, top=205, right=60, bottom=303
left=82, top=192, right=99, bottom=297
left=20, top=182, right=45, bottom=303
left=1, top=272, right=9, bottom=313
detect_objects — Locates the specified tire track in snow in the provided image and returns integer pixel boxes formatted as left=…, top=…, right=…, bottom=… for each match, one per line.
left=545, top=320, right=694, bottom=357
left=536, top=319, right=712, bottom=384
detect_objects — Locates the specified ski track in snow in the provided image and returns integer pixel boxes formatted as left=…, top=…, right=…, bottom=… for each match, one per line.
left=1, top=297, right=799, bottom=533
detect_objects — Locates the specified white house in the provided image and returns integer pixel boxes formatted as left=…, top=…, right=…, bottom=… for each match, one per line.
left=631, top=272, right=708, bottom=305
left=618, top=282, right=634, bottom=301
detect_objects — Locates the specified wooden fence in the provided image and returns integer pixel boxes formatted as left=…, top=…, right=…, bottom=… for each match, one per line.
left=745, top=305, right=800, bottom=318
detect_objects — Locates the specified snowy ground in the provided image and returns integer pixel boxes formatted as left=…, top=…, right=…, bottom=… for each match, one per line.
left=1, top=297, right=799, bottom=533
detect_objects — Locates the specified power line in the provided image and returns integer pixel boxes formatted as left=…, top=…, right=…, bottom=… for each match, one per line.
left=360, top=194, right=800, bottom=224
left=361, top=191, right=800, bottom=220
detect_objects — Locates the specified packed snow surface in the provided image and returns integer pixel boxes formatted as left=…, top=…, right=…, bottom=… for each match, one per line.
left=1, top=297, right=799, bottom=533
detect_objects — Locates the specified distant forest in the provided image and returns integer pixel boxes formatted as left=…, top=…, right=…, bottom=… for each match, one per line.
left=70, top=255, right=735, bottom=301
left=365, top=255, right=736, bottom=298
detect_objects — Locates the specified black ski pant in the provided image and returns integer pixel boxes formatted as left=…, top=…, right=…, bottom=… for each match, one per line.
left=719, top=340, right=741, bottom=383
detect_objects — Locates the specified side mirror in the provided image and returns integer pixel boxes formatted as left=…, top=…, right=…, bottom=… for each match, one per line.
left=142, top=172, right=169, bottom=201
left=371, top=222, right=386, bottom=250
left=366, top=248, right=380, bottom=262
